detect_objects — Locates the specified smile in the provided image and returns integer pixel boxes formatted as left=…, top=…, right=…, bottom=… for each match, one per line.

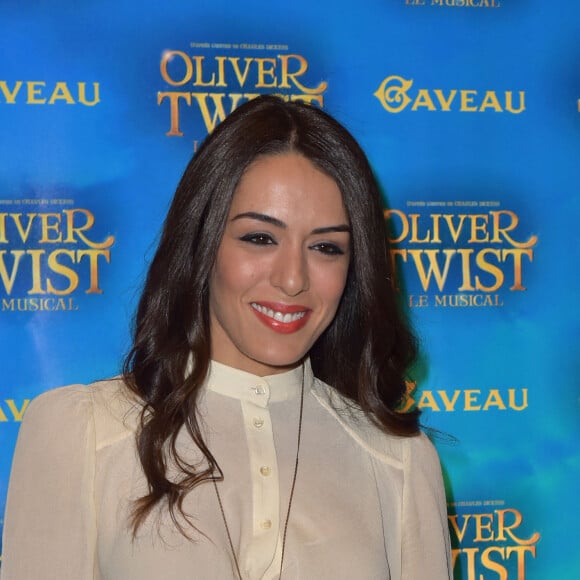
left=251, top=303, right=307, bottom=323
left=250, top=302, right=312, bottom=334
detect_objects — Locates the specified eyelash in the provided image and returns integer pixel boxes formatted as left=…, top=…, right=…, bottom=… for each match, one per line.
left=312, top=242, right=345, bottom=256
left=239, top=234, right=345, bottom=256
left=239, top=233, right=274, bottom=245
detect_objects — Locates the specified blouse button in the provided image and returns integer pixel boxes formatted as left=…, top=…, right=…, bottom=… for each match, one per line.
left=260, top=519, right=272, bottom=530
left=253, top=417, right=264, bottom=429
left=260, top=466, right=271, bottom=477
left=252, top=386, right=266, bottom=396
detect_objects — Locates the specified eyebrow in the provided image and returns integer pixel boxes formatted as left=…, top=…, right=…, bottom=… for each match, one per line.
left=231, top=211, right=351, bottom=235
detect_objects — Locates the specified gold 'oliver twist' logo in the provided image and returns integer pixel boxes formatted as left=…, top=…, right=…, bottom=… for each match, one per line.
left=374, top=76, right=524, bottom=114
left=0, top=208, right=114, bottom=312
left=158, top=50, right=327, bottom=137
left=449, top=506, right=540, bottom=578
left=385, top=209, right=537, bottom=298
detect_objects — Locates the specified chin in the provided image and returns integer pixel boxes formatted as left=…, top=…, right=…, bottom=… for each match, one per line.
left=250, top=348, right=307, bottom=371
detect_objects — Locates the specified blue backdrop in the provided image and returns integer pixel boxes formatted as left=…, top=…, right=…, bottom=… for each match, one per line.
left=1, top=1, right=579, bottom=578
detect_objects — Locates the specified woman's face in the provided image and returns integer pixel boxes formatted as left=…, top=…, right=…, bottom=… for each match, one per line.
left=209, top=152, right=351, bottom=376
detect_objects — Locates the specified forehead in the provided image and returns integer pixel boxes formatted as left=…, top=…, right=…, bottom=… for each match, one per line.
left=229, top=153, right=348, bottom=222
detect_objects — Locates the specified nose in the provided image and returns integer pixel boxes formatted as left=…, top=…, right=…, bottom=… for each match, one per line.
left=270, top=243, right=309, bottom=297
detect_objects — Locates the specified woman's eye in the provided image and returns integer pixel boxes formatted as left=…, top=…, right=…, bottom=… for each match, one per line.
left=312, top=242, right=344, bottom=256
left=239, top=233, right=275, bottom=245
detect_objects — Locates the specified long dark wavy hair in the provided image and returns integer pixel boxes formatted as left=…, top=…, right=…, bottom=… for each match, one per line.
left=123, top=95, right=420, bottom=535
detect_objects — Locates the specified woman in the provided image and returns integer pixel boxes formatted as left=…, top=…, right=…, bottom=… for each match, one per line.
left=1, top=95, right=452, bottom=579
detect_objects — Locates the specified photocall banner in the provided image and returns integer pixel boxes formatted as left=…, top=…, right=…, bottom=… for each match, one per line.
left=1, top=1, right=579, bottom=578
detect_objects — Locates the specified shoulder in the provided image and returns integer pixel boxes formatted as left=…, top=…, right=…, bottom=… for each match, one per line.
left=3, top=380, right=140, bottom=579
left=20, top=383, right=93, bottom=435
left=310, top=378, right=440, bottom=471
left=22, top=377, right=142, bottom=449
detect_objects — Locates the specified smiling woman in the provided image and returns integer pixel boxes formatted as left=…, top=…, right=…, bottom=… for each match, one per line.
left=210, top=153, right=351, bottom=375
left=1, top=95, right=452, bottom=580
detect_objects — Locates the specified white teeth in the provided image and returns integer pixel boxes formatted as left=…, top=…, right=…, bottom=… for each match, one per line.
left=251, top=303, right=307, bottom=323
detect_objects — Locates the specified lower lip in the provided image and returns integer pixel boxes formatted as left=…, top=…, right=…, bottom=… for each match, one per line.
left=251, top=307, right=312, bottom=334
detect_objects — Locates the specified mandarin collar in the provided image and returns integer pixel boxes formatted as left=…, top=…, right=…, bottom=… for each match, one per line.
left=205, top=359, right=313, bottom=405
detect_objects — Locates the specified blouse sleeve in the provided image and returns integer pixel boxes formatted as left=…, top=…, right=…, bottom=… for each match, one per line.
left=1, top=385, right=97, bottom=580
left=401, top=433, right=453, bottom=580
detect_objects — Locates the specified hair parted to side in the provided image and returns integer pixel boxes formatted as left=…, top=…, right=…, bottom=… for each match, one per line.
left=123, top=94, right=420, bottom=535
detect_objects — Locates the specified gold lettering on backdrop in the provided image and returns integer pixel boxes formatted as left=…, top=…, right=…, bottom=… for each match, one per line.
left=405, top=0, right=502, bottom=7
left=400, top=386, right=528, bottom=413
left=0, top=81, right=100, bottom=106
left=0, top=399, right=30, bottom=422
left=0, top=208, right=114, bottom=301
left=374, top=76, right=522, bottom=113
left=448, top=508, right=540, bottom=579
left=1, top=297, right=79, bottom=311
left=385, top=209, right=537, bottom=297
left=158, top=51, right=328, bottom=136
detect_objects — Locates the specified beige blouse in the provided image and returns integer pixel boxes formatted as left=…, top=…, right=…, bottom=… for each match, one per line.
left=1, top=360, right=452, bottom=579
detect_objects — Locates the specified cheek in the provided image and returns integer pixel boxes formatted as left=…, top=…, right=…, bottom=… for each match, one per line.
left=315, top=264, right=350, bottom=309
left=210, top=250, right=237, bottom=307
left=212, top=246, right=263, bottom=299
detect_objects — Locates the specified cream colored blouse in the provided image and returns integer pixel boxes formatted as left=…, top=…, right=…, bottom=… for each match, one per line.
left=1, top=361, right=452, bottom=579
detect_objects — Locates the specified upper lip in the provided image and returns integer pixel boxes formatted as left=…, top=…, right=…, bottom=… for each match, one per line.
left=251, top=301, right=310, bottom=314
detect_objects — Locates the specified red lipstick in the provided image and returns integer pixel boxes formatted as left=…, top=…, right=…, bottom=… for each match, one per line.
left=250, top=301, right=311, bottom=334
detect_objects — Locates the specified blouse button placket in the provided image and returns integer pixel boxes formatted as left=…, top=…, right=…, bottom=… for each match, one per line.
left=240, top=379, right=280, bottom=577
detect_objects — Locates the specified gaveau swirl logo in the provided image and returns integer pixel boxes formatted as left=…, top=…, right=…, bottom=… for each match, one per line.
left=374, top=75, right=525, bottom=114
left=401, top=381, right=528, bottom=413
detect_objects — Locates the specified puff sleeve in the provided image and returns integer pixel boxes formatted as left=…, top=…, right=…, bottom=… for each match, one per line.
left=1, top=385, right=97, bottom=580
